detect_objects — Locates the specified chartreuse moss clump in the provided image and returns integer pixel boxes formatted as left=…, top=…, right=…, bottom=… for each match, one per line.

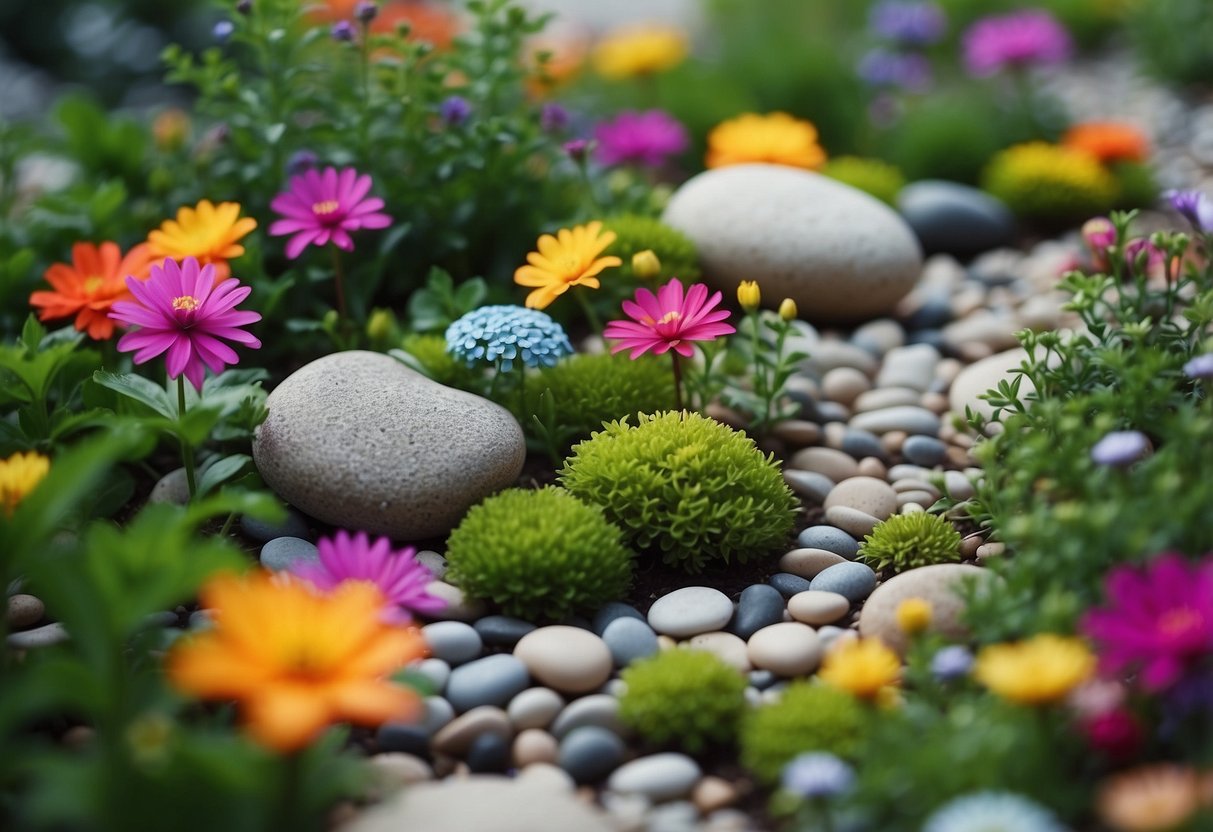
left=740, top=682, right=867, bottom=785
left=603, top=214, right=700, bottom=283
left=981, top=142, right=1118, bottom=224
left=821, top=156, right=906, bottom=205
left=444, top=487, right=633, bottom=621
left=529, top=352, right=676, bottom=442
left=398, top=333, right=479, bottom=391
left=859, top=511, right=962, bottom=573
left=619, top=649, right=747, bottom=752
left=559, top=411, right=797, bottom=572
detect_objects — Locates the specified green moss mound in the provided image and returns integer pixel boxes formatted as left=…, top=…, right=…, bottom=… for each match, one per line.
left=445, top=487, right=633, bottom=621
left=821, top=156, right=906, bottom=205
left=859, top=512, right=962, bottom=573
left=740, top=682, right=867, bottom=785
left=398, top=333, right=479, bottom=391
left=981, top=142, right=1118, bottom=225
left=559, top=411, right=797, bottom=572
left=619, top=649, right=748, bottom=752
left=603, top=214, right=700, bottom=283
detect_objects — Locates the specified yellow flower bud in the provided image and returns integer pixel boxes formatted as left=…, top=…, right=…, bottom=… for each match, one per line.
left=895, top=597, right=933, bottom=635
left=778, top=297, right=798, bottom=321
left=736, top=280, right=760, bottom=311
left=631, top=249, right=661, bottom=280
left=366, top=308, right=396, bottom=343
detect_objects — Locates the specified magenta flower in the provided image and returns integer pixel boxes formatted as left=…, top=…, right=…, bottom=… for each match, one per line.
left=604, top=278, right=735, bottom=359
left=109, top=257, right=261, bottom=391
left=593, top=110, right=689, bottom=168
left=1080, top=553, right=1213, bottom=692
left=269, top=166, right=392, bottom=259
left=961, top=9, right=1071, bottom=77
left=290, top=530, right=445, bottom=623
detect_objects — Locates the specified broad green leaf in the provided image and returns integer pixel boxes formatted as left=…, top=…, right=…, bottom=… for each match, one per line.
left=93, top=371, right=175, bottom=420
left=196, top=454, right=252, bottom=497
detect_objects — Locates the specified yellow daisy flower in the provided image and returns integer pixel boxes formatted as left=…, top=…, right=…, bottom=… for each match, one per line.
left=514, top=221, right=622, bottom=310
left=706, top=112, right=827, bottom=171
left=817, top=638, right=901, bottom=700
left=974, top=634, right=1095, bottom=706
left=148, top=200, right=257, bottom=281
left=0, top=451, right=50, bottom=516
left=895, top=597, right=933, bottom=635
left=592, top=25, right=688, bottom=80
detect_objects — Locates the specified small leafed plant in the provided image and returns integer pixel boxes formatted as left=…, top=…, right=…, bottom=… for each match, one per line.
left=618, top=649, right=748, bottom=752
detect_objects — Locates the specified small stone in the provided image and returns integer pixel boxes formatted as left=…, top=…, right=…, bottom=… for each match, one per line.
left=474, top=615, right=537, bottom=648
left=416, top=550, right=447, bottom=581
left=646, top=587, right=734, bottom=638
left=778, top=548, right=846, bottom=580
left=421, top=696, right=455, bottom=734
left=516, top=762, right=576, bottom=792
left=747, top=622, right=823, bottom=677
left=411, top=658, right=451, bottom=693
left=947, top=348, right=1032, bottom=422
left=901, top=435, right=948, bottom=467
left=821, top=367, right=871, bottom=407
left=376, top=723, right=431, bottom=757
left=6, top=594, right=44, bottom=629
left=748, top=669, right=779, bottom=690
left=875, top=343, right=941, bottom=393
left=824, top=505, right=883, bottom=538
left=898, top=490, right=938, bottom=508
left=852, top=318, right=905, bottom=356
left=431, top=706, right=512, bottom=757
left=772, top=419, right=821, bottom=447
left=188, top=610, right=213, bottom=630
left=815, top=400, right=852, bottom=423
left=645, top=801, right=700, bottom=832
left=824, top=477, right=898, bottom=520
left=730, top=584, right=787, bottom=640
left=853, top=387, right=922, bottom=413
left=840, top=429, right=886, bottom=461
left=422, top=621, right=483, bottom=666
left=796, top=526, right=860, bottom=559
left=685, top=631, right=752, bottom=672
left=507, top=687, right=566, bottom=731
left=856, top=456, right=888, bottom=479
left=424, top=581, right=485, bottom=621
left=788, top=446, right=859, bottom=481
left=592, top=602, right=646, bottom=635
left=513, top=729, right=559, bottom=768
left=466, top=732, right=512, bottom=773
left=514, top=626, right=613, bottom=694
left=787, top=591, right=851, bottom=626
left=976, top=542, right=1006, bottom=560
left=149, top=468, right=191, bottom=505
left=858, top=563, right=995, bottom=654
left=849, top=406, right=942, bottom=437
left=240, top=508, right=310, bottom=542
left=783, top=469, right=834, bottom=503
left=550, top=694, right=624, bottom=739
left=693, top=777, right=739, bottom=814
left=898, top=180, right=1016, bottom=258
left=258, top=536, right=319, bottom=572
left=6, top=622, right=68, bottom=649
left=602, top=617, right=659, bottom=668
left=768, top=573, right=813, bottom=598
left=810, top=562, right=878, bottom=603
left=445, top=654, right=530, bottom=713
left=369, top=753, right=434, bottom=787
left=817, top=625, right=857, bottom=651
left=608, top=754, right=701, bottom=802
left=558, top=726, right=626, bottom=784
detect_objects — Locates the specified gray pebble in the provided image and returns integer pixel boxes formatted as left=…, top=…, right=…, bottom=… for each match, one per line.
left=647, top=587, right=734, bottom=638
left=416, top=550, right=447, bottom=581
left=768, top=573, right=812, bottom=598
left=412, top=658, right=451, bottom=693
left=6, top=622, right=68, bottom=649
left=507, top=687, right=565, bottom=730
left=748, top=669, right=779, bottom=690
left=474, top=615, right=536, bottom=648
left=558, top=726, right=625, bottom=784
left=602, top=617, right=659, bottom=667
left=258, top=537, right=319, bottom=572
left=421, top=696, right=455, bottom=734
left=902, top=435, right=947, bottom=467
left=783, top=469, right=834, bottom=503
left=6, top=594, right=44, bottom=629
left=888, top=463, right=929, bottom=481
left=240, top=509, right=310, bottom=542
left=645, top=800, right=700, bottom=832
left=850, top=406, right=942, bottom=436
left=607, top=753, right=701, bottom=801
left=814, top=401, right=851, bottom=423
left=840, top=428, right=886, bottom=461
left=796, top=526, right=860, bottom=559
left=810, top=562, right=878, bottom=603
left=729, top=584, right=786, bottom=640
left=445, top=654, right=530, bottom=713
left=592, top=602, right=646, bottom=635
left=376, top=723, right=431, bottom=757
left=149, top=468, right=191, bottom=506
left=550, top=694, right=624, bottom=739
left=422, top=621, right=483, bottom=666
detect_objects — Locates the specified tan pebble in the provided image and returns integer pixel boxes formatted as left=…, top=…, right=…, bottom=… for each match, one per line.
left=705, top=403, right=749, bottom=430
left=517, top=762, right=576, bottom=793
left=958, top=342, right=994, bottom=362
left=431, top=753, right=460, bottom=777
left=370, top=753, right=434, bottom=787
left=938, top=422, right=957, bottom=442
left=920, top=392, right=949, bottom=414
left=514, top=626, right=613, bottom=694
left=881, top=430, right=907, bottom=455
left=788, top=447, right=859, bottom=481
left=507, top=687, right=565, bottom=731
left=892, top=479, right=941, bottom=498
left=853, top=387, right=920, bottom=413
left=900, top=503, right=925, bottom=514
left=575, top=785, right=599, bottom=805
left=821, top=367, right=871, bottom=407
left=512, top=729, right=559, bottom=767
left=685, top=632, right=752, bottom=672
left=824, top=477, right=897, bottom=519
left=424, top=581, right=484, bottom=621
left=897, top=490, right=937, bottom=508
left=976, top=542, right=1007, bottom=560
left=960, top=534, right=984, bottom=558
left=778, top=548, right=846, bottom=579
left=856, top=457, right=887, bottom=479
left=5, top=594, right=45, bottom=629
left=62, top=725, right=94, bottom=749
left=824, top=505, right=882, bottom=538
left=747, top=622, right=823, bottom=676
left=787, top=591, right=850, bottom=626
left=823, top=422, right=847, bottom=449
left=950, top=432, right=975, bottom=449
left=693, top=777, right=739, bottom=814
left=432, top=706, right=512, bottom=756
left=935, top=358, right=963, bottom=383
left=772, top=419, right=821, bottom=447
left=657, top=635, right=677, bottom=651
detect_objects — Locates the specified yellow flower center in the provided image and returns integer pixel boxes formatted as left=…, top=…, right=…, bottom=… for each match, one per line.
left=312, top=200, right=340, bottom=217
left=172, top=295, right=200, bottom=312
left=83, top=276, right=105, bottom=294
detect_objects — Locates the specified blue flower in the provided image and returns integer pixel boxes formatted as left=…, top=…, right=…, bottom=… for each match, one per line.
left=440, top=96, right=472, bottom=127
left=445, top=305, right=574, bottom=371
left=931, top=645, right=974, bottom=681
left=869, top=0, right=947, bottom=46
left=331, top=20, right=355, bottom=42
left=213, top=20, right=235, bottom=43
left=354, top=1, right=378, bottom=23
left=923, top=792, right=1067, bottom=832
left=1183, top=353, right=1213, bottom=380
left=781, top=752, right=855, bottom=799
left=1090, top=430, right=1149, bottom=467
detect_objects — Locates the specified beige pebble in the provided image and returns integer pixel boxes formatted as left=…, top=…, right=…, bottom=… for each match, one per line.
left=958, top=341, right=994, bottom=362
left=920, top=392, right=949, bottom=414
left=431, top=754, right=460, bottom=778
left=976, top=542, right=1007, bottom=560
left=705, top=402, right=750, bottom=431
left=853, top=387, right=920, bottom=413
left=856, top=457, right=887, bottom=479
left=747, top=623, right=822, bottom=677
left=901, top=503, right=925, bottom=514
left=935, top=358, right=963, bottom=384
left=514, top=626, right=613, bottom=694
left=370, top=753, right=434, bottom=787
left=507, top=687, right=565, bottom=731
left=513, top=729, right=559, bottom=768
left=881, top=430, right=907, bottom=455
left=939, top=422, right=957, bottom=442
left=6, top=594, right=44, bottom=629
left=788, top=447, right=859, bottom=482
left=772, top=420, right=821, bottom=447
left=424, top=582, right=485, bottom=622
left=960, top=534, right=984, bottom=558
left=657, top=635, right=677, bottom=651
left=823, top=422, right=848, bottom=449
left=897, top=490, right=937, bottom=508
left=432, top=706, right=512, bottom=756
left=693, top=777, right=740, bottom=814
left=821, top=367, right=871, bottom=407
left=778, top=548, right=846, bottom=579
left=892, top=479, right=941, bottom=499
left=950, top=432, right=975, bottom=449
left=517, top=762, right=576, bottom=793
left=824, top=477, right=898, bottom=520
left=787, top=591, right=851, bottom=626
left=824, top=505, right=882, bottom=538
left=684, top=632, right=752, bottom=672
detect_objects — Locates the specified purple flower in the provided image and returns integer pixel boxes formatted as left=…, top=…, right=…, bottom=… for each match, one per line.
left=781, top=753, right=855, bottom=798
left=269, top=166, right=392, bottom=259
left=1184, top=353, right=1213, bottom=380
left=236, top=0, right=252, bottom=14
left=286, top=150, right=318, bottom=177
left=931, top=645, right=974, bottom=681
left=331, top=20, right=355, bottom=42
left=962, top=9, right=1071, bottom=77
left=354, top=1, right=378, bottom=23
left=592, top=110, right=689, bottom=168
left=541, top=102, right=570, bottom=134
left=869, top=0, right=947, bottom=46
left=1165, top=189, right=1213, bottom=233
left=1091, top=430, right=1150, bottom=467
left=290, top=530, right=446, bottom=624
left=213, top=20, right=235, bottom=43
left=439, top=95, right=472, bottom=126
left=857, top=49, right=934, bottom=91
left=563, top=139, right=591, bottom=163
left=1081, top=553, right=1213, bottom=692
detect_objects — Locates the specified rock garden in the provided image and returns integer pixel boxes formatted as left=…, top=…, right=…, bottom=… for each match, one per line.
left=2, top=0, right=1213, bottom=830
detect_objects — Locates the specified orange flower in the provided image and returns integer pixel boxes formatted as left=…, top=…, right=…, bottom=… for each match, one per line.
left=1063, top=122, right=1151, bottom=165
left=525, top=32, right=588, bottom=97
left=167, top=571, right=426, bottom=752
left=30, top=241, right=156, bottom=340
left=706, top=112, right=827, bottom=171
left=148, top=200, right=257, bottom=281
left=375, top=2, right=461, bottom=46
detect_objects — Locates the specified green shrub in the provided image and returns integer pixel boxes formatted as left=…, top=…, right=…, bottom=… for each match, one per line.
left=981, top=142, right=1118, bottom=225
left=740, top=682, right=867, bottom=784
left=859, top=512, right=962, bottom=573
left=1110, top=162, right=1159, bottom=210
left=619, top=649, right=748, bottom=752
left=821, top=156, right=906, bottom=205
left=397, top=333, right=480, bottom=391
left=603, top=214, right=700, bottom=283
left=881, top=93, right=1006, bottom=184
left=444, top=487, right=633, bottom=621
left=559, top=411, right=797, bottom=572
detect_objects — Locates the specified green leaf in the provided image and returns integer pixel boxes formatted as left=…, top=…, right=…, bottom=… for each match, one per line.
left=196, top=454, right=252, bottom=497
left=92, top=371, right=175, bottom=420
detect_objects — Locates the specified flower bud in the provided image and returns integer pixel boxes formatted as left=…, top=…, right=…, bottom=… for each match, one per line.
left=895, top=597, right=933, bottom=634
left=152, top=109, right=191, bottom=152
left=736, top=280, right=760, bottom=311
left=354, top=1, right=378, bottom=23
left=330, top=20, right=355, bottom=41
left=213, top=20, right=235, bottom=43
left=778, top=297, right=798, bottom=321
left=563, top=139, right=590, bottom=163
left=236, top=0, right=252, bottom=14
left=632, top=249, right=661, bottom=280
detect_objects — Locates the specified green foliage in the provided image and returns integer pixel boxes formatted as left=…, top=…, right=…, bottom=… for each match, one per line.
left=406, top=268, right=489, bottom=335
left=618, top=649, right=747, bottom=753
left=981, top=142, right=1118, bottom=225
left=859, top=512, right=962, bottom=573
left=445, top=487, right=634, bottom=621
left=1129, top=0, right=1213, bottom=88
left=1110, top=161, right=1159, bottom=210
left=603, top=215, right=700, bottom=283
left=821, top=156, right=906, bottom=206
left=740, top=683, right=867, bottom=785
left=392, top=334, right=480, bottom=392
left=880, top=92, right=1006, bottom=184
left=722, top=312, right=811, bottom=435
left=559, top=411, right=797, bottom=572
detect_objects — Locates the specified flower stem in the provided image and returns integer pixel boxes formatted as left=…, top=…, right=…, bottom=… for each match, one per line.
left=177, top=375, right=197, bottom=500
left=574, top=288, right=603, bottom=334
left=671, top=351, right=683, bottom=411
left=272, top=751, right=304, bottom=832
left=330, top=246, right=349, bottom=322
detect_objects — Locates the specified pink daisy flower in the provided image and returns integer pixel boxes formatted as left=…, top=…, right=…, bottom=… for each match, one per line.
left=290, top=530, right=445, bottom=623
left=962, top=9, right=1071, bottom=77
left=269, top=166, right=392, bottom=259
left=1080, top=552, right=1213, bottom=692
left=593, top=110, right=689, bottom=168
left=109, top=256, right=261, bottom=391
left=604, top=277, right=735, bottom=359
